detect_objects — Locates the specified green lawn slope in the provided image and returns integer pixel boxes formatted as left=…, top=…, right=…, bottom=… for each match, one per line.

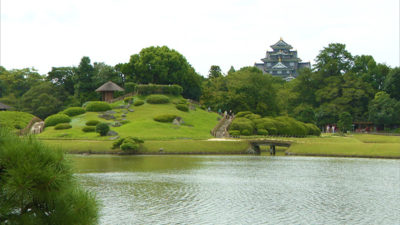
left=0, top=111, right=35, bottom=131
left=38, top=96, right=220, bottom=140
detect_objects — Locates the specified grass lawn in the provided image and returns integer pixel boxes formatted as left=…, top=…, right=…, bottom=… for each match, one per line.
left=42, top=139, right=251, bottom=154
left=38, top=96, right=220, bottom=140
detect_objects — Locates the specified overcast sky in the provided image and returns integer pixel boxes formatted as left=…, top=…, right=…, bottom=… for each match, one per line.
left=1, top=0, right=399, bottom=77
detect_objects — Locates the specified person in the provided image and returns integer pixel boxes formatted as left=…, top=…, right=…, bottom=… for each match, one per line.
left=228, top=110, right=232, bottom=118
left=207, top=106, right=211, bottom=112
left=326, top=125, right=330, bottom=133
left=224, top=110, right=227, bottom=118
left=332, top=125, right=335, bottom=133
left=218, top=108, right=222, bottom=115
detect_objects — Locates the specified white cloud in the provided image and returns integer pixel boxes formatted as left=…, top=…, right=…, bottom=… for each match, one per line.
left=1, top=0, right=399, bottom=76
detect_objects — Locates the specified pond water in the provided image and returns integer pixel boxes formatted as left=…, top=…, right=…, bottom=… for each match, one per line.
left=72, top=155, right=400, bottom=225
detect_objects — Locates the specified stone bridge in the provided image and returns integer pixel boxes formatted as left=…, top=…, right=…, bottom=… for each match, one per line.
left=248, top=139, right=292, bottom=155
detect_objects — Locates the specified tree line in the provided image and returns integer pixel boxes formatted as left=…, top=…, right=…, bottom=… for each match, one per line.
left=0, top=43, right=399, bottom=130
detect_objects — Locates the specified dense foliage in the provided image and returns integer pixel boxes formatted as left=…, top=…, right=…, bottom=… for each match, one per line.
left=86, top=120, right=100, bottom=126
left=176, top=104, right=189, bottom=112
left=0, top=129, right=98, bottom=224
left=146, top=95, right=170, bottom=104
left=154, top=114, right=178, bottom=122
left=44, top=114, right=71, bottom=127
left=229, top=112, right=321, bottom=137
left=85, top=101, right=112, bottom=112
left=133, top=100, right=144, bottom=106
left=0, top=111, right=35, bottom=130
left=54, top=123, right=72, bottom=130
left=112, top=136, right=144, bottom=152
left=135, top=84, right=183, bottom=96
left=95, top=123, right=110, bottom=136
left=62, top=107, right=86, bottom=117
left=82, top=126, right=96, bottom=132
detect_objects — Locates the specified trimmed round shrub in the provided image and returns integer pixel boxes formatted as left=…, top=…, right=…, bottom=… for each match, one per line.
left=241, top=129, right=252, bottom=136
left=62, top=107, right=85, bottom=117
left=124, top=97, right=134, bottom=104
left=229, top=130, right=240, bottom=136
left=257, top=129, right=269, bottom=135
left=146, top=94, right=170, bottom=104
left=86, top=120, right=100, bottom=126
left=85, top=101, right=112, bottom=112
left=133, top=100, right=144, bottom=106
left=229, top=117, right=255, bottom=134
left=54, top=123, right=72, bottom=130
left=236, top=111, right=253, bottom=117
left=120, top=142, right=139, bottom=151
left=95, top=123, right=110, bottom=136
left=113, top=137, right=144, bottom=152
left=176, top=104, right=189, bottom=112
left=82, top=126, right=96, bottom=132
left=120, top=120, right=130, bottom=125
left=45, top=114, right=71, bottom=127
left=305, top=123, right=321, bottom=136
left=154, top=114, right=177, bottom=123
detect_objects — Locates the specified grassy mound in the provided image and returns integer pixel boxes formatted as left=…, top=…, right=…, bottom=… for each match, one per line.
left=0, top=111, right=35, bottom=130
left=38, top=96, right=219, bottom=140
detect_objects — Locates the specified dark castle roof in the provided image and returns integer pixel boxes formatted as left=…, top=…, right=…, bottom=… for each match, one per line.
left=270, top=38, right=293, bottom=50
left=95, top=81, right=124, bottom=92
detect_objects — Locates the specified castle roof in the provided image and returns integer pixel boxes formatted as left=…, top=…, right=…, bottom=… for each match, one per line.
left=95, top=81, right=124, bottom=92
left=271, top=38, right=293, bottom=50
left=272, top=62, right=288, bottom=69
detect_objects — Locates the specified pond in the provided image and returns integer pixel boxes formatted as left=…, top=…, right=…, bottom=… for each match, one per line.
left=72, top=155, right=400, bottom=225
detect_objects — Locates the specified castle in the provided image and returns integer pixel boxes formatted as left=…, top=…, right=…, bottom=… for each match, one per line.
left=255, top=38, right=310, bottom=81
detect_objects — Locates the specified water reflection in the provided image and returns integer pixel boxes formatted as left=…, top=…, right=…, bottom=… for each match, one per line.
left=73, top=155, right=400, bottom=225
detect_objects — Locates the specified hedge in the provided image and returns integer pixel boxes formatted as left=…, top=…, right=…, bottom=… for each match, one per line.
left=62, top=107, right=85, bottom=117
left=154, top=114, right=177, bottom=122
left=176, top=104, right=189, bottom=112
left=124, top=97, right=134, bottom=104
left=45, top=114, right=71, bottom=127
left=229, top=117, right=255, bottom=135
left=136, top=84, right=183, bottom=96
left=86, top=120, right=100, bottom=126
left=85, top=101, right=112, bottom=112
left=54, top=123, right=72, bottom=130
left=82, top=126, right=96, bottom=132
left=146, top=95, right=170, bottom=104
left=133, top=100, right=144, bottom=106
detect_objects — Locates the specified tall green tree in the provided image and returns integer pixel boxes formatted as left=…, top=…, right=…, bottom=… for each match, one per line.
left=314, top=43, right=354, bottom=76
left=384, top=67, right=400, bottom=100
left=338, top=112, right=353, bottom=133
left=73, top=57, right=97, bottom=103
left=368, top=92, right=400, bottom=129
left=208, top=65, right=223, bottom=79
left=47, top=67, right=75, bottom=95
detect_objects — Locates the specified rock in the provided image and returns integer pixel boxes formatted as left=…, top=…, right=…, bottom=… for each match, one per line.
left=172, top=118, right=180, bottom=125
left=106, top=130, right=118, bottom=136
left=121, top=114, right=126, bottom=117
left=105, top=110, right=116, bottom=114
left=128, top=108, right=134, bottom=112
left=246, top=147, right=257, bottom=154
left=109, top=136, right=120, bottom=140
left=112, top=122, right=122, bottom=127
left=98, top=114, right=116, bottom=120
left=159, top=148, right=164, bottom=153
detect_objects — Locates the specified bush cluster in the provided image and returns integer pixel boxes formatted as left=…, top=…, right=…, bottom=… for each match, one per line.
left=112, top=136, right=144, bottom=152
left=86, top=120, right=100, bottom=126
left=124, top=82, right=136, bottom=94
left=95, top=123, right=110, bottom=136
left=85, top=101, right=112, bottom=112
left=62, top=107, right=86, bottom=117
left=146, top=95, right=170, bottom=104
left=136, top=84, right=183, bottom=96
left=133, top=100, right=144, bottom=106
left=45, top=114, right=71, bottom=127
left=82, top=126, right=96, bottom=132
left=54, top=123, right=72, bottom=130
left=176, top=104, right=189, bottom=112
left=154, top=114, right=177, bottom=122
left=229, top=112, right=321, bottom=137
left=124, top=97, right=134, bottom=104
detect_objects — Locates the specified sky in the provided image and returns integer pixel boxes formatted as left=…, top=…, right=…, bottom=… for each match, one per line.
left=1, top=0, right=399, bottom=77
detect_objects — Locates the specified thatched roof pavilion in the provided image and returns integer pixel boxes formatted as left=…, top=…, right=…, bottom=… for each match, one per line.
left=95, top=81, right=124, bottom=102
left=0, top=102, right=11, bottom=111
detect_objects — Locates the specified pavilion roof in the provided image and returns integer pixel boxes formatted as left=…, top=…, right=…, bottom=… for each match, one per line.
left=95, top=81, right=124, bottom=92
left=0, top=102, right=11, bottom=110
left=271, top=38, right=293, bottom=50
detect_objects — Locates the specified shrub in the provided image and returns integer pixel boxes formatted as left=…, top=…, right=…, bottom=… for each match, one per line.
left=236, top=111, right=253, bottom=117
left=257, top=129, right=269, bottom=135
left=229, top=130, right=240, bottom=137
left=86, top=120, right=100, bottom=126
left=45, top=114, right=71, bottom=127
left=95, top=123, right=110, bottom=136
left=85, top=101, right=112, bottom=112
left=62, top=107, right=86, bottom=117
left=54, top=123, right=72, bottom=130
left=124, top=97, right=134, bottom=104
left=120, top=120, right=130, bottom=125
left=82, top=126, right=96, bottom=132
left=241, top=129, right=252, bottom=136
left=136, top=84, right=183, bottom=96
left=113, top=136, right=144, bottom=152
left=244, top=113, right=262, bottom=121
left=229, top=117, right=255, bottom=134
left=305, top=123, right=321, bottom=136
left=146, top=94, right=170, bottom=104
left=176, top=104, right=189, bottom=112
left=133, top=100, right=144, bottom=106
left=154, top=114, right=177, bottom=122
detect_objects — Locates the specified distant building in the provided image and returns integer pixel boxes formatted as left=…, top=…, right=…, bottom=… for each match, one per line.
left=0, top=102, right=11, bottom=111
left=255, top=38, right=311, bottom=81
left=95, top=81, right=124, bottom=102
